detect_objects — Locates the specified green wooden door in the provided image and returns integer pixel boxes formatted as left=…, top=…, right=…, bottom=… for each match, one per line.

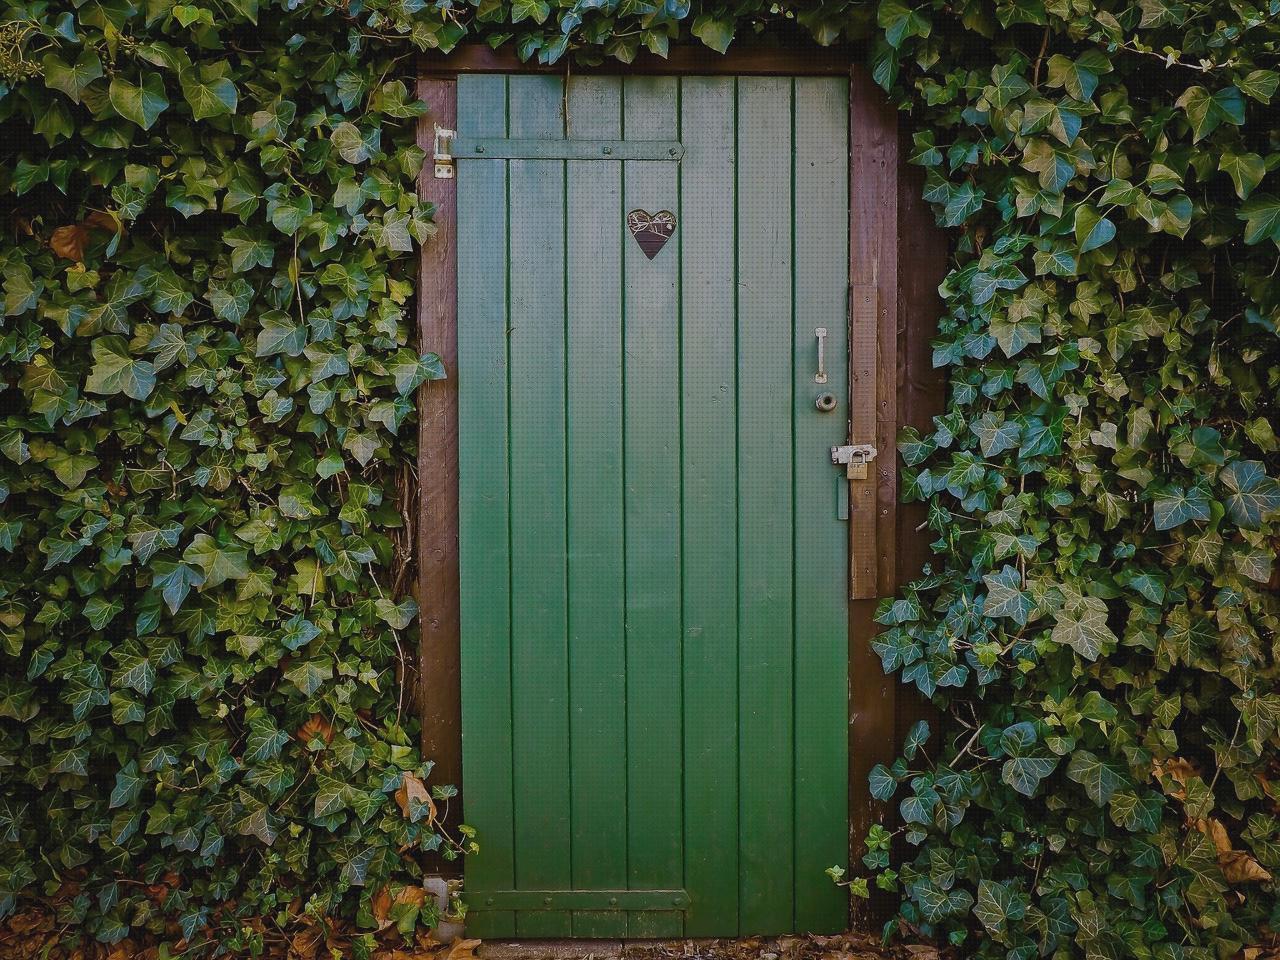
left=457, top=73, right=850, bottom=938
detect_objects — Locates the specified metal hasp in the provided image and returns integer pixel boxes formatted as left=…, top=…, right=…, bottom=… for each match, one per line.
left=831, top=443, right=877, bottom=480
left=434, top=125, right=456, bottom=179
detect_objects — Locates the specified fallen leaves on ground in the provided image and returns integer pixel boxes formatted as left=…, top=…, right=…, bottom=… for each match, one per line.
left=0, top=907, right=940, bottom=960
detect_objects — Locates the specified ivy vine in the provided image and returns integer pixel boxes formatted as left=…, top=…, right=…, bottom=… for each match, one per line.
left=1, top=0, right=1278, bottom=954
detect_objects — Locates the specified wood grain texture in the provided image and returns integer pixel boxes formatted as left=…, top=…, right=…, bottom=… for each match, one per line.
left=456, top=72, right=515, bottom=938
left=564, top=75, right=629, bottom=941
left=893, top=129, right=948, bottom=787
left=415, top=79, right=462, bottom=845
left=736, top=76, right=796, bottom=936
left=792, top=75, right=851, bottom=935
left=678, top=74, right=740, bottom=939
left=505, top=73, right=572, bottom=939
left=847, top=64, right=899, bottom=929
left=621, top=75, right=684, bottom=940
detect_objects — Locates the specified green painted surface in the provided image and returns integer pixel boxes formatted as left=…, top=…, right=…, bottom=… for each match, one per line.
left=458, top=74, right=850, bottom=938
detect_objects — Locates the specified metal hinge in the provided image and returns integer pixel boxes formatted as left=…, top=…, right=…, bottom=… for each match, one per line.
left=433, top=126, right=456, bottom=179
left=831, top=443, right=878, bottom=480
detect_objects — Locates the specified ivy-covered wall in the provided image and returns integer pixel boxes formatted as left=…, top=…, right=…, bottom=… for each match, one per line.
left=1, top=0, right=1277, bottom=956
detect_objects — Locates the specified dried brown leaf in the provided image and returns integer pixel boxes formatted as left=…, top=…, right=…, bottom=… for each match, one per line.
left=443, top=938, right=482, bottom=960
left=395, top=773, right=437, bottom=823
left=49, top=225, right=90, bottom=261
left=1221, top=850, right=1273, bottom=884
left=296, top=714, right=335, bottom=745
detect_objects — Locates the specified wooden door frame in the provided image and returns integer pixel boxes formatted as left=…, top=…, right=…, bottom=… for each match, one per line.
left=414, top=46, right=947, bottom=912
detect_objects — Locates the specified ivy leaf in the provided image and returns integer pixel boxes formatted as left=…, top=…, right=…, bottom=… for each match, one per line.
left=267, top=192, right=313, bottom=236
left=1219, top=460, right=1280, bottom=528
left=1051, top=595, right=1116, bottom=661
left=284, top=659, right=333, bottom=696
left=1152, top=485, right=1212, bottom=530
left=109, top=762, right=143, bottom=809
left=876, top=0, right=931, bottom=49
left=183, top=534, right=250, bottom=587
left=83, top=596, right=123, bottom=630
left=127, top=519, right=183, bottom=565
left=313, top=776, right=349, bottom=817
left=989, top=314, right=1042, bottom=358
left=387, top=350, right=446, bottom=395
left=1175, top=85, right=1245, bottom=141
left=1219, top=153, right=1265, bottom=200
left=180, top=68, right=238, bottom=120
left=983, top=565, right=1032, bottom=626
left=43, top=50, right=103, bottom=103
left=281, top=615, right=322, bottom=651
left=1074, top=204, right=1116, bottom=253
left=1066, top=749, right=1125, bottom=805
left=1110, top=790, right=1163, bottom=833
left=974, top=879, right=1027, bottom=937
left=690, top=14, right=735, bottom=52
left=255, top=312, right=308, bottom=358
left=903, top=720, right=930, bottom=760
left=1046, top=53, right=1103, bottom=102
left=1002, top=754, right=1057, bottom=797
left=235, top=800, right=279, bottom=846
left=511, top=0, right=550, bottom=22
left=330, top=122, right=377, bottom=163
left=84, top=336, right=157, bottom=401
left=109, top=73, right=170, bottom=130
left=112, top=650, right=156, bottom=696
left=1237, top=69, right=1278, bottom=104
left=209, top=279, right=254, bottom=323
left=1238, top=194, right=1280, bottom=246
left=971, top=413, right=1022, bottom=457
left=868, top=763, right=897, bottom=801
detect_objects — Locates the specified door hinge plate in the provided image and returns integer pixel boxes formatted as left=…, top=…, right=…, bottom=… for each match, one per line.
left=832, top=443, right=878, bottom=480
left=433, top=126, right=456, bottom=179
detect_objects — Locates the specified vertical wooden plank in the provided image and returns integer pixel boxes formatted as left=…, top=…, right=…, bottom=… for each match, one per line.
left=506, top=73, right=572, bottom=939
left=736, top=75, right=795, bottom=935
left=564, top=75, right=629, bottom=940
left=792, top=75, right=850, bottom=935
left=847, top=65, right=900, bottom=929
left=416, top=79, right=462, bottom=853
left=457, top=73, right=515, bottom=939
left=621, top=74, right=684, bottom=939
left=679, top=74, right=740, bottom=939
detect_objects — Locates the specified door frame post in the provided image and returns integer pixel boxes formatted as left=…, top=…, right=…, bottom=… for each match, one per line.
left=415, top=76, right=462, bottom=825
left=846, top=65, right=901, bottom=925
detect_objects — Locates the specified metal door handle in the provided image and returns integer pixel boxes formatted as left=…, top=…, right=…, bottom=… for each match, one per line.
left=814, top=327, right=828, bottom=384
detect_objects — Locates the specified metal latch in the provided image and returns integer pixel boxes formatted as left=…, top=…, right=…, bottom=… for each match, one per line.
left=434, top=126, right=456, bottom=179
left=832, top=443, right=877, bottom=480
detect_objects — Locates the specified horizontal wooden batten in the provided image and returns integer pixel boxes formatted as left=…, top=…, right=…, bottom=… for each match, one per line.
left=421, top=43, right=857, bottom=77
left=453, top=137, right=684, bottom=160
left=468, top=890, right=691, bottom=912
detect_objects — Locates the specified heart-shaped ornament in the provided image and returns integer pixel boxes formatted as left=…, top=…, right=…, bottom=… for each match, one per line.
left=627, top=209, right=676, bottom=260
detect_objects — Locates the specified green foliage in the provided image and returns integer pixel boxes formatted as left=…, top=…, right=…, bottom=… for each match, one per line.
left=2, top=0, right=1278, bottom=951
left=862, top=0, right=1280, bottom=953
left=0, top=0, right=452, bottom=947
